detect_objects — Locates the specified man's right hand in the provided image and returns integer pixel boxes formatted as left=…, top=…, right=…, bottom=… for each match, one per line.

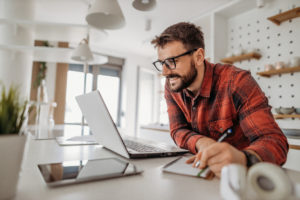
left=195, top=137, right=216, bottom=153
left=186, top=137, right=216, bottom=168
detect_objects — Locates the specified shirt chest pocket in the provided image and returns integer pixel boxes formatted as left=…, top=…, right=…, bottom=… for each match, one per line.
left=208, top=119, right=233, bottom=139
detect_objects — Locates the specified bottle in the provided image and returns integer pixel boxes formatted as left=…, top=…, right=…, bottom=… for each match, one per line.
left=35, top=79, right=50, bottom=139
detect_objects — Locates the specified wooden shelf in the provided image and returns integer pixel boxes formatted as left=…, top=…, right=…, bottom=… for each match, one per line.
left=221, top=52, right=261, bottom=64
left=274, top=114, right=300, bottom=119
left=268, top=7, right=300, bottom=25
left=257, top=66, right=300, bottom=77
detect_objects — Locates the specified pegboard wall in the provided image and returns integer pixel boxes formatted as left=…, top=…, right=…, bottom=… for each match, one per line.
left=227, top=0, right=300, bottom=128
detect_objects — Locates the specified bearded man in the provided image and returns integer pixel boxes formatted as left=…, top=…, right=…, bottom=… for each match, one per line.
left=151, top=22, right=288, bottom=178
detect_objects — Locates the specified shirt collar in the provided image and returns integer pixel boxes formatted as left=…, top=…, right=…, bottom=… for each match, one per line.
left=183, top=59, right=214, bottom=99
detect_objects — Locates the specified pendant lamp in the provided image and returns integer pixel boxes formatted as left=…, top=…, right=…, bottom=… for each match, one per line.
left=86, top=0, right=125, bottom=30
left=71, top=39, right=93, bottom=62
left=132, top=0, right=156, bottom=11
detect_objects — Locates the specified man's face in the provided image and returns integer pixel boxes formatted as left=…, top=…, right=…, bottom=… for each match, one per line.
left=158, top=41, right=197, bottom=92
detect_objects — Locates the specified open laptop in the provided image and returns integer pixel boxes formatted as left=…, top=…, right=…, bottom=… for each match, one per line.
left=76, top=90, right=188, bottom=159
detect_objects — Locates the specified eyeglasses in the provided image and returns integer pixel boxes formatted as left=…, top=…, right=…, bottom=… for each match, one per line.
left=153, top=48, right=197, bottom=72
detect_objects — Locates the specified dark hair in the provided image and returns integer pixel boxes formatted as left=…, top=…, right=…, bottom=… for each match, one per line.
left=151, top=22, right=205, bottom=50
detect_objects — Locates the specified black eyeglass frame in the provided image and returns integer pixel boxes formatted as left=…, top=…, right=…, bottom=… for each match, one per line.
left=152, top=48, right=198, bottom=72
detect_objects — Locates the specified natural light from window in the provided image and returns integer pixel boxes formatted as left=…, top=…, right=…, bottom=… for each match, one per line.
left=97, top=75, right=120, bottom=123
left=64, top=71, right=92, bottom=123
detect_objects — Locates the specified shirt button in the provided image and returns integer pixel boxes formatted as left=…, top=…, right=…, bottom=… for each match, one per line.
left=192, top=106, right=196, bottom=110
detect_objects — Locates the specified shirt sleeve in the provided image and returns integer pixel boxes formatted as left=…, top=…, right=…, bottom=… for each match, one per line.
left=231, top=70, right=288, bottom=165
left=165, top=84, right=203, bottom=154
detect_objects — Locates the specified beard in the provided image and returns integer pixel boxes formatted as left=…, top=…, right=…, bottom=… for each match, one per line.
left=167, top=60, right=197, bottom=92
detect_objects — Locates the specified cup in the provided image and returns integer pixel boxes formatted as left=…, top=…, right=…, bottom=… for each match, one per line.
left=256, top=0, right=265, bottom=8
left=289, top=56, right=300, bottom=67
left=233, top=47, right=246, bottom=56
left=275, top=107, right=282, bottom=114
left=233, top=49, right=241, bottom=56
left=280, top=107, right=295, bottom=115
left=275, top=61, right=285, bottom=70
left=264, top=64, right=274, bottom=71
left=226, top=51, right=233, bottom=58
left=240, top=48, right=247, bottom=55
left=250, top=48, right=258, bottom=54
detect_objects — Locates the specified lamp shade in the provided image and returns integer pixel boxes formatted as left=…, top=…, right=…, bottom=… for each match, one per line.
left=86, top=0, right=125, bottom=30
left=71, top=39, right=93, bottom=62
left=132, top=0, right=156, bottom=11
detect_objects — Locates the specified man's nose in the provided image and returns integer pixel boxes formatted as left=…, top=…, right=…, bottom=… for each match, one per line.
left=162, top=64, right=171, bottom=76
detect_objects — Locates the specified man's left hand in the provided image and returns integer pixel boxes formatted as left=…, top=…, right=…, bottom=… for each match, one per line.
left=186, top=142, right=247, bottom=178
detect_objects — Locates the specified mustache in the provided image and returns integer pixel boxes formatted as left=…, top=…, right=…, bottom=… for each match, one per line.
left=166, top=74, right=181, bottom=79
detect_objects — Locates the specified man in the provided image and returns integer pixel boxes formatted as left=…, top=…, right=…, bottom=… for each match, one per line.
left=151, top=22, right=288, bottom=178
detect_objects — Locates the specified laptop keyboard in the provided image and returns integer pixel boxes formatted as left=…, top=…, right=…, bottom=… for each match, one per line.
left=124, top=139, right=165, bottom=153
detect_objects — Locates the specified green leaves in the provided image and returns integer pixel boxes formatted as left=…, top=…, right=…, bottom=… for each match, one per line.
left=0, top=83, right=27, bottom=135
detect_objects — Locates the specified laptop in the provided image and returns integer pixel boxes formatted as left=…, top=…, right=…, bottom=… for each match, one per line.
left=75, top=90, right=188, bottom=159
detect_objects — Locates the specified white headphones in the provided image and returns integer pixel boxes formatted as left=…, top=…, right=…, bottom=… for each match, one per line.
left=220, top=162, right=299, bottom=200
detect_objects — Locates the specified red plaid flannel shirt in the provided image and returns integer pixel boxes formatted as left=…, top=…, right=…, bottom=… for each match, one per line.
left=165, top=60, right=288, bottom=165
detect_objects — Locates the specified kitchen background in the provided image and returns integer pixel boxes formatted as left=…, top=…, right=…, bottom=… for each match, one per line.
left=0, top=0, right=299, bottom=169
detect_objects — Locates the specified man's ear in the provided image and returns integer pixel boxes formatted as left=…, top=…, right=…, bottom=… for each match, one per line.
left=194, top=48, right=205, bottom=65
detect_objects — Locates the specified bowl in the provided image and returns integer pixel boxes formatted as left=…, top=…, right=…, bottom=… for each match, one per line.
left=280, top=107, right=295, bottom=114
left=225, top=52, right=233, bottom=58
left=295, top=108, right=300, bottom=114
left=264, top=64, right=274, bottom=71
left=282, top=129, right=300, bottom=139
left=275, top=61, right=285, bottom=70
left=275, top=107, right=283, bottom=114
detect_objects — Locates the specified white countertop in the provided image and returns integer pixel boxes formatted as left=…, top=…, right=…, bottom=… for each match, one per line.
left=15, top=125, right=300, bottom=200
left=15, top=128, right=222, bottom=200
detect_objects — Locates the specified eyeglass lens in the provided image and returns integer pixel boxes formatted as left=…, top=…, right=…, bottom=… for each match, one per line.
left=155, top=59, right=175, bottom=71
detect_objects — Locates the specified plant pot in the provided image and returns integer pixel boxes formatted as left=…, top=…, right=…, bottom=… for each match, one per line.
left=0, top=135, right=26, bottom=200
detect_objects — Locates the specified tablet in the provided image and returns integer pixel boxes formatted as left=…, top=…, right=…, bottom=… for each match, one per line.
left=38, top=158, right=142, bottom=187
left=56, top=135, right=98, bottom=146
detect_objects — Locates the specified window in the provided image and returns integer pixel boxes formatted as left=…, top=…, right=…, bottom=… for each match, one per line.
left=64, top=64, right=122, bottom=126
left=159, top=76, right=169, bottom=125
left=64, top=65, right=93, bottom=124
left=97, top=67, right=121, bottom=124
left=136, top=67, right=160, bottom=134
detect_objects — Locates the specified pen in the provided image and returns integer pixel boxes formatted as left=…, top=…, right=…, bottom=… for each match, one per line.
left=196, top=128, right=232, bottom=177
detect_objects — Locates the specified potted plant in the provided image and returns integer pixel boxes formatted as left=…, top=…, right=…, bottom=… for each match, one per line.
left=0, top=83, right=28, bottom=200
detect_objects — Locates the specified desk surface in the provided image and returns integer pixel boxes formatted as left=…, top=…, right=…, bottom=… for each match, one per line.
left=16, top=128, right=221, bottom=200
left=16, top=125, right=300, bottom=200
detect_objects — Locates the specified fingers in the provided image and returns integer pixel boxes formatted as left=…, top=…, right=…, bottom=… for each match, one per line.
left=192, top=151, right=202, bottom=168
left=185, top=152, right=202, bottom=166
left=185, top=151, right=202, bottom=168
left=199, top=143, right=224, bottom=169
left=185, top=156, right=196, bottom=164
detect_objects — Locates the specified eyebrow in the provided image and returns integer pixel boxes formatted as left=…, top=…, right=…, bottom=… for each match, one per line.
left=158, top=54, right=177, bottom=62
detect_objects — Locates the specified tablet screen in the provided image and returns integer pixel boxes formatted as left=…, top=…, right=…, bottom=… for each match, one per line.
left=38, top=158, right=142, bottom=187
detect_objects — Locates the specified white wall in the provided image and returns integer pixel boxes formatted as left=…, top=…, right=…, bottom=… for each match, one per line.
left=0, top=0, right=34, bottom=99
left=121, top=54, right=154, bottom=136
left=226, top=0, right=300, bottom=129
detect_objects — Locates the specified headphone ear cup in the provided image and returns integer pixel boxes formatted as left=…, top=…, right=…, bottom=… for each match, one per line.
left=247, top=162, right=293, bottom=200
left=220, top=164, right=247, bottom=200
